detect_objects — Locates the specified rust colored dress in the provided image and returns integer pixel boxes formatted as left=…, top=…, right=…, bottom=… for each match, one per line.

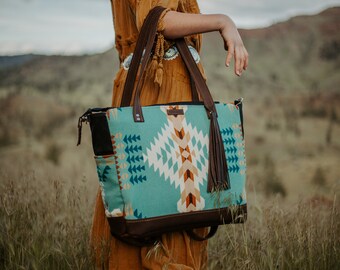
left=90, top=0, right=208, bottom=269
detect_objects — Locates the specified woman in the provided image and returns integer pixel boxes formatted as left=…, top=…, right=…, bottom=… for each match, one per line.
left=91, top=0, right=248, bottom=269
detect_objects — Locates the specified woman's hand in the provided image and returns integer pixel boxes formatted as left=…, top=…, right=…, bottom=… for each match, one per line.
left=163, top=11, right=249, bottom=76
left=218, top=15, right=249, bottom=76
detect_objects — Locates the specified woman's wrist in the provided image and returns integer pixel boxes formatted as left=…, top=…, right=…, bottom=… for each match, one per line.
left=162, top=10, right=248, bottom=75
left=163, top=12, right=229, bottom=38
left=216, top=14, right=236, bottom=34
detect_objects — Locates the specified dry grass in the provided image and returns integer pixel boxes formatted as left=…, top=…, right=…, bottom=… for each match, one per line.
left=208, top=196, right=339, bottom=270
left=0, top=168, right=339, bottom=269
left=0, top=172, right=95, bottom=269
left=0, top=89, right=339, bottom=270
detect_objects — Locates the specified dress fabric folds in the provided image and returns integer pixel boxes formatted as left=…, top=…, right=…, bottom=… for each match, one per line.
left=90, top=1, right=208, bottom=269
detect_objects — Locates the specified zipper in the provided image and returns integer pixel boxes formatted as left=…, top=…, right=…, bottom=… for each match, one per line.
left=77, top=98, right=244, bottom=146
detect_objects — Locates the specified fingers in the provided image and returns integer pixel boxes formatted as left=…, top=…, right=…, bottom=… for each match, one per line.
left=235, top=46, right=244, bottom=76
left=225, top=41, right=234, bottom=68
left=227, top=43, right=249, bottom=76
left=243, top=48, right=249, bottom=70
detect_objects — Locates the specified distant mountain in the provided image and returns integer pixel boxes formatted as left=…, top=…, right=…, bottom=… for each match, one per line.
left=0, top=49, right=118, bottom=108
left=201, top=7, right=340, bottom=101
left=0, top=7, right=339, bottom=107
left=0, top=54, right=43, bottom=70
left=0, top=7, right=339, bottom=175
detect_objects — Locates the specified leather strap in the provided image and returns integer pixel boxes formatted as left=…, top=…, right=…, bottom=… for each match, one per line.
left=121, top=6, right=199, bottom=107
left=130, top=10, right=217, bottom=122
left=175, top=39, right=216, bottom=116
left=186, top=226, right=218, bottom=241
left=132, top=7, right=166, bottom=121
left=120, top=6, right=165, bottom=107
left=189, top=70, right=200, bottom=102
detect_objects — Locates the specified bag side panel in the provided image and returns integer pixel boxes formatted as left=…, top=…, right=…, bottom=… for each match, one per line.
left=95, top=155, right=125, bottom=218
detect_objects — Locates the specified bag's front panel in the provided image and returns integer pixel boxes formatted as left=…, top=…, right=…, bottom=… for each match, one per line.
left=104, top=103, right=246, bottom=220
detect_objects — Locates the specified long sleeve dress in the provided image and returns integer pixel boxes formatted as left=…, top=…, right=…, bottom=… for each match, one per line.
left=90, top=1, right=208, bottom=269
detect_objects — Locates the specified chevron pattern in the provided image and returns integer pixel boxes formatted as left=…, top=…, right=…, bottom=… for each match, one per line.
left=123, top=134, right=147, bottom=185
left=111, top=132, right=125, bottom=190
left=221, top=118, right=246, bottom=176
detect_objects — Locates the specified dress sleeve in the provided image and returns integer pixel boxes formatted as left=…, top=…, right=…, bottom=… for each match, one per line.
left=134, top=0, right=180, bottom=31
left=127, top=0, right=180, bottom=87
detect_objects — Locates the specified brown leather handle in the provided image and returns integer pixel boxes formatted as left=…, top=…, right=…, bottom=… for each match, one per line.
left=120, top=6, right=165, bottom=108
left=126, top=6, right=218, bottom=122
left=120, top=6, right=199, bottom=107
left=133, top=37, right=218, bottom=122
left=175, top=39, right=217, bottom=116
left=131, top=9, right=166, bottom=121
left=129, top=7, right=218, bottom=122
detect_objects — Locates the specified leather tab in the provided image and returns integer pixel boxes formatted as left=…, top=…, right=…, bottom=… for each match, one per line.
left=167, top=108, right=184, bottom=116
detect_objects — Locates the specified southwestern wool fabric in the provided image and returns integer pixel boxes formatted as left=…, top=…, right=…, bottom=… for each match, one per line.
left=95, top=103, right=246, bottom=221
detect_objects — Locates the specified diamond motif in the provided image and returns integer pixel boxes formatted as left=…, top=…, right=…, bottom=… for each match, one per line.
left=143, top=106, right=209, bottom=212
left=182, top=150, right=190, bottom=159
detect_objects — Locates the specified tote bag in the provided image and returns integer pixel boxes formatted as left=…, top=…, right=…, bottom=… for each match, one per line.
left=78, top=6, right=247, bottom=246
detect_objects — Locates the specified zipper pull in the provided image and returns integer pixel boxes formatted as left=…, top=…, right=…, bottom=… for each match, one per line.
left=234, top=97, right=244, bottom=109
left=77, top=109, right=92, bottom=146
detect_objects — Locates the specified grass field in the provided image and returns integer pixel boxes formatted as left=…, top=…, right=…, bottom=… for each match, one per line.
left=0, top=167, right=339, bottom=269
left=1, top=8, right=340, bottom=269
left=0, top=90, right=339, bottom=269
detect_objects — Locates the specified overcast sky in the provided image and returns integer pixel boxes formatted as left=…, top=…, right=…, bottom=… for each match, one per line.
left=1, top=0, right=340, bottom=55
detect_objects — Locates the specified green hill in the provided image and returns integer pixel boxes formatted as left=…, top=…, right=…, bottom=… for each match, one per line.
left=202, top=7, right=340, bottom=100
left=0, top=7, right=339, bottom=202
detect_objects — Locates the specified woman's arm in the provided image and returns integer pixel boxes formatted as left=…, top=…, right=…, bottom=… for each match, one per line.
left=163, top=11, right=248, bottom=76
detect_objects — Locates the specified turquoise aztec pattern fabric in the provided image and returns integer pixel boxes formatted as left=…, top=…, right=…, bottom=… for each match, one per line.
left=95, top=103, right=247, bottom=220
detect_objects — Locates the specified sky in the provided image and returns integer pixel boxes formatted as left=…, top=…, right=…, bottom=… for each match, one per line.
left=0, top=0, right=340, bottom=55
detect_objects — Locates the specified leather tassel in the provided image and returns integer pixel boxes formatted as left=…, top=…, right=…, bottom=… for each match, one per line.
left=207, top=111, right=230, bottom=192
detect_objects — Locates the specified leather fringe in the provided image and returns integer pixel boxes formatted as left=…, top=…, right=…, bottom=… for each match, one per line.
left=207, top=112, right=230, bottom=192
left=154, top=62, right=164, bottom=86
left=154, top=34, right=164, bottom=87
left=145, top=33, right=165, bottom=88
left=146, top=55, right=158, bottom=80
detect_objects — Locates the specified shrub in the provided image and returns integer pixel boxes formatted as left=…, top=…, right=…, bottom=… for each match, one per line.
left=319, top=40, right=340, bottom=60
left=311, top=166, right=327, bottom=187
left=263, top=155, right=287, bottom=197
left=46, top=143, right=63, bottom=165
